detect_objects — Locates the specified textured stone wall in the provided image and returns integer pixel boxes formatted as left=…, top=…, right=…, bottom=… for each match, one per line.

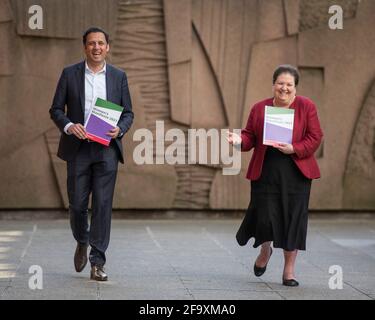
left=0, top=0, right=374, bottom=210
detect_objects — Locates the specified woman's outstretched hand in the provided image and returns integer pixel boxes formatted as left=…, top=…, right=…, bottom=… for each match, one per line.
left=274, top=143, right=295, bottom=154
left=226, top=130, right=242, bottom=145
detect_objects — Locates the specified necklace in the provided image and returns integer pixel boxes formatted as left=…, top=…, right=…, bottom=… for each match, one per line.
left=273, top=95, right=295, bottom=108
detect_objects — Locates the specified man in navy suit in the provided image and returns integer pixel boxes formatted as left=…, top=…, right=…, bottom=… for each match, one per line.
left=50, top=27, right=134, bottom=281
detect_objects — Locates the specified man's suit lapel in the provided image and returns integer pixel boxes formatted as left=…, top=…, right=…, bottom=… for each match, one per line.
left=76, top=61, right=85, bottom=115
left=106, top=64, right=114, bottom=102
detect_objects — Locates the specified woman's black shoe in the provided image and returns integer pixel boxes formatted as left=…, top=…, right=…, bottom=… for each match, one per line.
left=282, top=278, right=299, bottom=287
left=253, top=247, right=273, bottom=277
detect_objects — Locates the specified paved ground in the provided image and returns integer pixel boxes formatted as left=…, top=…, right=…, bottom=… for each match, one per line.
left=0, top=216, right=374, bottom=300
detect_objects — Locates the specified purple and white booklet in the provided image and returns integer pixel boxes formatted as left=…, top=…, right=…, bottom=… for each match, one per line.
left=263, top=105, right=294, bottom=146
left=84, top=97, right=124, bottom=146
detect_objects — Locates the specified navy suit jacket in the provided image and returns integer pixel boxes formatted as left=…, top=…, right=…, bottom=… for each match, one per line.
left=49, top=61, right=134, bottom=163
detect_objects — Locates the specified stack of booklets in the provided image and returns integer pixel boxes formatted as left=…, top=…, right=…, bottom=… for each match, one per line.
left=84, top=97, right=124, bottom=146
left=263, top=105, right=295, bottom=146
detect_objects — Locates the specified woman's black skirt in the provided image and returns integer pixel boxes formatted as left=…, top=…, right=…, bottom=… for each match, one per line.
left=236, top=147, right=312, bottom=251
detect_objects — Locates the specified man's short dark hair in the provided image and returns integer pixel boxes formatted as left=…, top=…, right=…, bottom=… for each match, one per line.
left=272, top=64, right=300, bottom=86
left=83, top=27, right=109, bottom=45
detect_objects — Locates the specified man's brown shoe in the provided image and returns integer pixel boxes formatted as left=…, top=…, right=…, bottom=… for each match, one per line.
left=74, top=243, right=88, bottom=272
left=90, top=265, right=108, bottom=281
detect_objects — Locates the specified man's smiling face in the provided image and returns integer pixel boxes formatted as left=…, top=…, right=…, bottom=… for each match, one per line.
left=84, top=32, right=109, bottom=66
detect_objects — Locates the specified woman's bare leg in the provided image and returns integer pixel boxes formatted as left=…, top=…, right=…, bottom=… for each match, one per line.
left=283, top=249, right=298, bottom=279
left=255, top=241, right=272, bottom=267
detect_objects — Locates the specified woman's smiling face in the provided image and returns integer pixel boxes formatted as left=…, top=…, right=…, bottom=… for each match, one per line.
left=273, top=73, right=296, bottom=106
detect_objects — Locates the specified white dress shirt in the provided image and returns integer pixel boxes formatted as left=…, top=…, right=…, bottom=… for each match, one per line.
left=64, top=61, right=107, bottom=134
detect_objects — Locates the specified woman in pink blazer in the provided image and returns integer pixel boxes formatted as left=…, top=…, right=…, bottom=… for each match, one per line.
left=228, top=65, right=323, bottom=287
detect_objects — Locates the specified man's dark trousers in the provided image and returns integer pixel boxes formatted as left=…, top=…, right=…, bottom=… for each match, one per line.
left=68, top=140, right=119, bottom=267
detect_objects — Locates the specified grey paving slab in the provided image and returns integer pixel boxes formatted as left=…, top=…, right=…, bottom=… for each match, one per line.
left=189, top=289, right=284, bottom=300
left=0, top=217, right=374, bottom=300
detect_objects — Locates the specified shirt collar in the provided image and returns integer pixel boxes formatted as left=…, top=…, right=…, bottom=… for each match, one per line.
left=85, top=61, right=106, bottom=74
